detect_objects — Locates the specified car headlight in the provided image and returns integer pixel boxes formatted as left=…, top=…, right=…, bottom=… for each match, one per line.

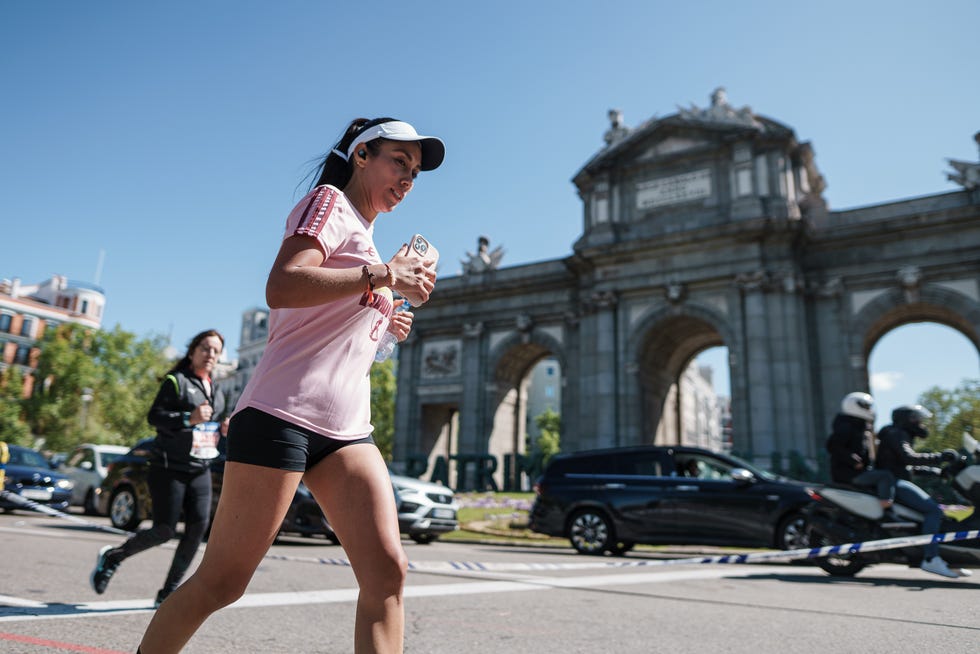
left=56, top=479, right=74, bottom=490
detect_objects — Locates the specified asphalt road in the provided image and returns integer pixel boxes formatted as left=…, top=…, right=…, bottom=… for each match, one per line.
left=1, top=509, right=978, bottom=654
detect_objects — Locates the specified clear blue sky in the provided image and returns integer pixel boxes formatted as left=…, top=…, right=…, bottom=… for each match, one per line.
left=3, top=1, right=978, bottom=423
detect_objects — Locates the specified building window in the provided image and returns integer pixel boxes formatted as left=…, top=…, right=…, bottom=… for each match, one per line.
left=81, top=299, right=89, bottom=314
left=14, top=345, right=30, bottom=365
left=20, top=317, right=34, bottom=338
left=0, top=313, right=11, bottom=333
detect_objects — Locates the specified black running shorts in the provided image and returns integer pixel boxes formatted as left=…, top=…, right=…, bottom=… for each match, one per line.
left=226, top=407, right=375, bottom=472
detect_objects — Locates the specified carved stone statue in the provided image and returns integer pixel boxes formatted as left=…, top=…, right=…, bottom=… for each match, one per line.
left=603, top=108, right=630, bottom=146
left=946, top=159, right=980, bottom=190
left=677, top=87, right=762, bottom=130
left=944, top=132, right=980, bottom=191
left=461, top=236, right=505, bottom=274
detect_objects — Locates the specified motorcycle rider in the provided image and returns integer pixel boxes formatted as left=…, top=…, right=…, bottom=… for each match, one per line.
left=876, top=404, right=968, bottom=579
left=826, top=392, right=896, bottom=510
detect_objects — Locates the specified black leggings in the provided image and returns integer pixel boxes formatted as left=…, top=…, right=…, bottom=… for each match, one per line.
left=115, top=466, right=212, bottom=592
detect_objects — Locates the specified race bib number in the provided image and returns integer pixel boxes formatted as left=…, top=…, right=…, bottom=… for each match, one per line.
left=190, top=421, right=221, bottom=460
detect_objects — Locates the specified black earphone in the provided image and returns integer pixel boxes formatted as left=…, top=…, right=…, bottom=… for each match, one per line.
left=358, top=149, right=367, bottom=159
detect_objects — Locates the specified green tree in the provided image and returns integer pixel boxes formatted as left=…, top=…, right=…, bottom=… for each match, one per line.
left=89, top=327, right=171, bottom=444
left=370, top=358, right=397, bottom=461
left=24, top=324, right=170, bottom=452
left=917, top=379, right=980, bottom=452
left=23, top=324, right=100, bottom=451
left=534, top=408, right=561, bottom=465
left=0, top=366, right=31, bottom=445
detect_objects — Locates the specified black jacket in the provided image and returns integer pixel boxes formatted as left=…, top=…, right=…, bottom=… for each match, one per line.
left=826, top=413, right=872, bottom=484
left=874, top=423, right=943, bottom=481
left=146, top=366, right=227, bottom=474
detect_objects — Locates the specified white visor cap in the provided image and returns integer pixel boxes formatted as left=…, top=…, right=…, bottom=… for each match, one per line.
left=347, top=120, right=445, bottom=171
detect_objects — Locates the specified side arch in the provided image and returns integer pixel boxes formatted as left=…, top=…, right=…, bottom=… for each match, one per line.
left=851, top=285, right=980, bottom=369
left=482, top=329, right=568, bottom=488
left=486, top=329, right=567, bottom=405
left=626, top=302, right=738, bottom=441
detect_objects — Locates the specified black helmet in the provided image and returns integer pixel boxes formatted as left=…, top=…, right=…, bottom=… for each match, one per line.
left=891, top=404, right=932, bottom=438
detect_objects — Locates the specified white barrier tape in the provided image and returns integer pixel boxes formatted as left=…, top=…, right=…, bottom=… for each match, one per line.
left=5, top=486, right=977, bottom=574
left=261, top=529, right=980, bottom=573
left=0, top=489, right=130, bottom=536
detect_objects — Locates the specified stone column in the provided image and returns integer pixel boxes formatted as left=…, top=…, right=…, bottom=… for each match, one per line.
left=734, top=271, right=775, bottom=464
left=592, top=291, right=620, bottom=448
left=392, top=339, right=418, bottom=463
left=456, top=321, right=485, bottom=455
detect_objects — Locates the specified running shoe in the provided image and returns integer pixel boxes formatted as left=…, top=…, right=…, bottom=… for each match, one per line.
left=154, top=587, right=172, bottom=609
left=921, top=556, right=960, bottom=579
left=90, top=545, right=121, bottom=594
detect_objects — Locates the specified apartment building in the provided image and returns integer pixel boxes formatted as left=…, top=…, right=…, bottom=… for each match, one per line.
left=0, top=275, right=105, bottom=394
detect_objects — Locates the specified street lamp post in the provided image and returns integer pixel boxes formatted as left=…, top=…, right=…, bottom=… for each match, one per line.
left=80, top=387, right=93, bottom=431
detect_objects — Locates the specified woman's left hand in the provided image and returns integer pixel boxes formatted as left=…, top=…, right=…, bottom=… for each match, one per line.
left=388, top=300, right=414, bottom=343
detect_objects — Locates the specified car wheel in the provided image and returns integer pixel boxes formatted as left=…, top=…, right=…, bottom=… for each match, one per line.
left=411, top=533, right=438, bottom=545
left=568, top=508, right=614, bottom=555
left=83, top=488, right=99, bottom=515
left=808, top=527, right=867, bottom=577
left=776, top=511, right=809, bottom=550
left=109, top=486, right=141, bottom=531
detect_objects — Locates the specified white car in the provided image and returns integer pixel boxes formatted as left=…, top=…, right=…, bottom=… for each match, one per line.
left=304, top=473, right=459, bottom=546
left=59, top=443, right=129, bottom=514
left=390, top=473, right=459, bottom=544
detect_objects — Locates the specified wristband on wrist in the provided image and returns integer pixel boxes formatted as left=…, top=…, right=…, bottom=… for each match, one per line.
left=362, top=264, right=377, bottom=302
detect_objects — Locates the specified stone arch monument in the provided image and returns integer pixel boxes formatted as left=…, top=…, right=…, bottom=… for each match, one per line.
left=394, top=89, right=980, bottom=490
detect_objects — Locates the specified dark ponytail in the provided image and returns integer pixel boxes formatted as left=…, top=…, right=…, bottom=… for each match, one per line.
left=311, top=117, right=398, bottom=189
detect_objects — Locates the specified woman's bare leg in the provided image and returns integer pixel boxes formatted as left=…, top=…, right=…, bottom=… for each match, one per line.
left=304, top=444, right=407, bottom=654
left=138, top=462, right=302, bottom=654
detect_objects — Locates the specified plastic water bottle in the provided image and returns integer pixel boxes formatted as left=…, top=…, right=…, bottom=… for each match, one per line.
left=375, top=299, right=410, bottom=362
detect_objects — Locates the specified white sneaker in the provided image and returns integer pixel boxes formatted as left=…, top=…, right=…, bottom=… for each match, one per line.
left=920, top=556, right=960, bottom=579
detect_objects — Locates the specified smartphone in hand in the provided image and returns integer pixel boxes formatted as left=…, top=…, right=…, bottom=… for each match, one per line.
left=403, top=234, right=438, bottom=306
left=410, top=234, right=439, bottom=265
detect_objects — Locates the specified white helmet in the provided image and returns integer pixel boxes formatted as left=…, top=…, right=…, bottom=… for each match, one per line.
left=841, top=392, right=875, bottom=422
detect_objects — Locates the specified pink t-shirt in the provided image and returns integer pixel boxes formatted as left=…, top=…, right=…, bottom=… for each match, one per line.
left=233, top=185, right=394, bottom=440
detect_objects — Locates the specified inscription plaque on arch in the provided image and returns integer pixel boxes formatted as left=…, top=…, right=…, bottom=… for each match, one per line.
left=636, top=168, right=712, bottom=210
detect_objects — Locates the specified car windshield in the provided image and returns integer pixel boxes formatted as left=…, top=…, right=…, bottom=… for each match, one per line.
left=101, top=452, right=126, bottom=466
left=10, top=448, right=49, bottom=468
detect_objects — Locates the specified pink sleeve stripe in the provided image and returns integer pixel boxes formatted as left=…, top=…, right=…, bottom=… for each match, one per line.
left=294, top=187, right=339, bottom=238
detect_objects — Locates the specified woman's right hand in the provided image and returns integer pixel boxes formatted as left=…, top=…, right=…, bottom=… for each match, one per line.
left=388, top=243, right=437, bottom=306
left=189, top=402, right=214, bottom=426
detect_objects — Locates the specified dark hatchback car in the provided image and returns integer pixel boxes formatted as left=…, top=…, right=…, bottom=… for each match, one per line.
left=1, top=444, right=74, bottom=513
left=97, top=438, right=330, bottom=539
left=529, top=445, right=815, bottom=555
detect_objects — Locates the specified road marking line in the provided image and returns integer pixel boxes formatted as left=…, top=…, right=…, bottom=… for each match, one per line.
left=0, top=631, right=129, bottom=654
left=0, top=595, right=47, bottom=608
left=0, top=565, right=788, bottom=623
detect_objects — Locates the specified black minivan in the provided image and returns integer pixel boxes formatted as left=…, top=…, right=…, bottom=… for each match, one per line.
left=529, top=445, right=816, bottom=555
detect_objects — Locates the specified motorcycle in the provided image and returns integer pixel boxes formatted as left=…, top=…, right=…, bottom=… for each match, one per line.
left=804, top=432, right=980, bottom=577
